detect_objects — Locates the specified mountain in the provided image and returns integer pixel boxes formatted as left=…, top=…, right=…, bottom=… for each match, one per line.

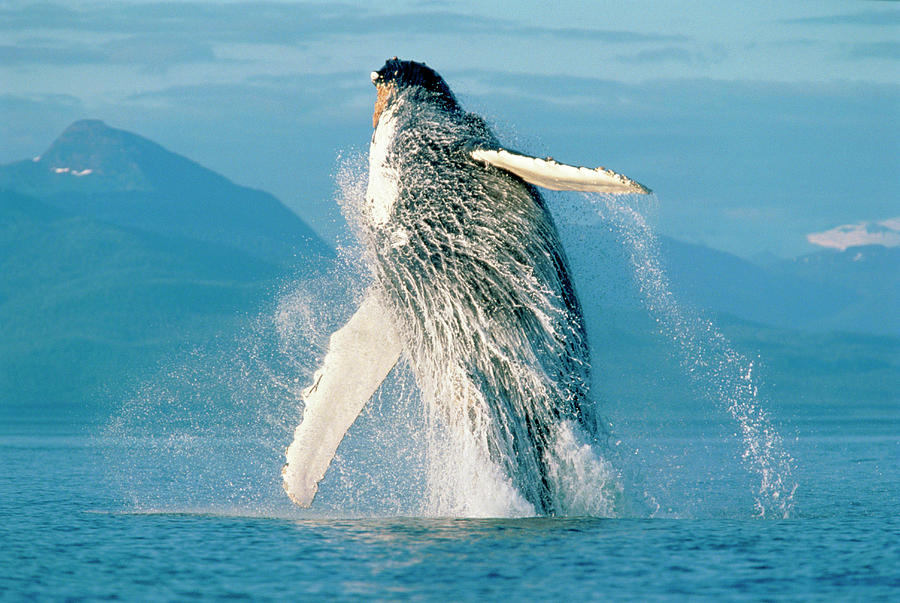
left=663, top=238, right=899, bottom=336
left=660, top=238, right=848, bottom=332
left=561, top=225, right=899, bottom=424
left=1, top=121, right=334, bottom=425
left=0, top=119, right=332, bottom=266
left=774, top=245, right=900, bottom=335
left=562, top=223, right=899, bottom=337
left=1, top=189, right=278, bottom=420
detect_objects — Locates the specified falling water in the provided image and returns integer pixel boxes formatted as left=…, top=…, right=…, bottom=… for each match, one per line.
left=561, top=192, right=797, bottom=518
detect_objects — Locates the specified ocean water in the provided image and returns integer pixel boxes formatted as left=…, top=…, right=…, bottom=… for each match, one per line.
left=1, top=417, right=897, bottom=600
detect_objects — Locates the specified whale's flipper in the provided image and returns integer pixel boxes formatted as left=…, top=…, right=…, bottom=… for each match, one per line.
left=283, top=292, right=402, bottom=507
left=471, top=148, right=651, bottom=194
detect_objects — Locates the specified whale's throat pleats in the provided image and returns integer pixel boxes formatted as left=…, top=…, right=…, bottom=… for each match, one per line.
left=366, top=106, right=400, bottom=227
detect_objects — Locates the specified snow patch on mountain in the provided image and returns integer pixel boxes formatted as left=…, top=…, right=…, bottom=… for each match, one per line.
left=807, top=218, right=900, bottom=251
left=53, top=167, right=93, bottom=176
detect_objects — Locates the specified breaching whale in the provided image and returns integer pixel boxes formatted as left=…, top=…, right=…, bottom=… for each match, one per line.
left=283, top=58, right=650, bottom=514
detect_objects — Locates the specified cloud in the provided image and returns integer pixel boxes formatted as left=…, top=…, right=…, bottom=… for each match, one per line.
left=456, top=69, right=900, bottom=125
left=0, top=42, right=105, bottom=65
left=0, top=2, right=391, bottom=44
left=0, top=2, right=684, bottom=53
left=615, top=45, right=726, bottom=65
left=123, top=71, right=373, bottom=126
left=782, top=9, right=900, bottom=26
left=0, top=37, right=216, bottom=69
left=105, top=36, right=218, bottom=67
left=807, top=218, right=900, bottom=251
left=845, top=41, right=900, bottom=60
left=516, top=27, right=686, bottom=43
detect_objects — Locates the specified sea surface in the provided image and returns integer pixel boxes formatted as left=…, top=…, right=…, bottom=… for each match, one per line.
left=2, top=407, right=897, bottom=601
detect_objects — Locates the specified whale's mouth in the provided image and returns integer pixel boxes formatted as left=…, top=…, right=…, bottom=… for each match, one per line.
left=372, top=82, right=394, bottom=128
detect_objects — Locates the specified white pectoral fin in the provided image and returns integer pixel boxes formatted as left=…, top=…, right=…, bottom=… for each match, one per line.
left=471, top=148, right=651, bottom=194
left=282, top=293, right=402, bottom=507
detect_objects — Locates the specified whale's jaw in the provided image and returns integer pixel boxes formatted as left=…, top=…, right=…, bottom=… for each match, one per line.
left=372, top=82, right=395, bottom=129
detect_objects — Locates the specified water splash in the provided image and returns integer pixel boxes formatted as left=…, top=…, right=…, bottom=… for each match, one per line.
left=103, top=153, right=795, bottom=520
left=573, top=193, right=797, bottom=518
left=101, top=257, right=428, bottom=517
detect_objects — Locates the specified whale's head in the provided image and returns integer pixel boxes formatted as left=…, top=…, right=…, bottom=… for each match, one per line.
left=370, top=58, right=458, bottom=128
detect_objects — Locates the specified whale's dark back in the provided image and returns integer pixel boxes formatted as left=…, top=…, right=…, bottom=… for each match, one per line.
left=372, top=59, right=460, bottom=114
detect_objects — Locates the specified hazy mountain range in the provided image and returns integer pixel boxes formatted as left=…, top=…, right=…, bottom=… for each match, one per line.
left=1, top=120, right=331, bottom=423
left=1, top=121, right=896, bottom=423
left=661, top=237, right=899, bottom=336
left=1, top=120, right=331, bottom=264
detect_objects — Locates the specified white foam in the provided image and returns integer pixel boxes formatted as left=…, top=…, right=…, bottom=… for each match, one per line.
left=546, top=420, right=623, bottom=516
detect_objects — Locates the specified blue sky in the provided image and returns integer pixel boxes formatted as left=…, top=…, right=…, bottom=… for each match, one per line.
left=2, top=1, right=898, bottom=257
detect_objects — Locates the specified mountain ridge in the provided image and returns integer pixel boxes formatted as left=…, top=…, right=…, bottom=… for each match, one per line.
left=562, top=222, right=899, bottom=337
left=0, top=119, right=333, bottom=266
left=662, top=236, right=899, bottom=336
left=0, top=121, right=335, bottom=421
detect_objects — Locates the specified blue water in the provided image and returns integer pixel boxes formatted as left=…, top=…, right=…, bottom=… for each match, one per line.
left=2, top=411, right=897, bottom=600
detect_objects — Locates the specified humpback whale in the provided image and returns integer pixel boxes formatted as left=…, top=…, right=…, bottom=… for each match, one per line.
left=283, top=59, right=650, bottom=515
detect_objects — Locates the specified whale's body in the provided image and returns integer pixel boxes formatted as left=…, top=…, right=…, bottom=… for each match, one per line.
left=283, top=59, right=649, bottom=515
left=366, top=90, right=593, bottom=513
